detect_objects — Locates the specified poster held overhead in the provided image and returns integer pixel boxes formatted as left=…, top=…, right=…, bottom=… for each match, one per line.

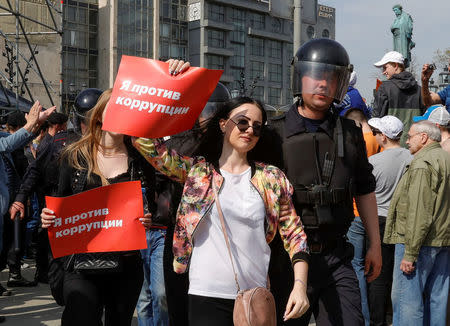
left=102, top=56, right=223, bottom=138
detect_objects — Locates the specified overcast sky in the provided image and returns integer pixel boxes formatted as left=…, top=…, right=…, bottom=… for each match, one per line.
left=318, top=0, right=450, bottom=104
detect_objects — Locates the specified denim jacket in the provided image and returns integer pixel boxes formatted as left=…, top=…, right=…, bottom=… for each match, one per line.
left=0, top=128, right=33, bottom=217
left=135, top=138, right=309, bottom=274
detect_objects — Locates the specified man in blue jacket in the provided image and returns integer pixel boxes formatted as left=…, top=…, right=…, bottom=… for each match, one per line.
left=421, top=61, right=450, bottom=112
left=0, top=101, right=54, bottom=323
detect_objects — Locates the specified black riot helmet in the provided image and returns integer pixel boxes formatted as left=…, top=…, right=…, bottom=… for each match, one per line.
left=199, top=82, right=231, bottom=121
left=71, top=88, right=103, bottom=134
left=292, top=38, right=352, bottom=103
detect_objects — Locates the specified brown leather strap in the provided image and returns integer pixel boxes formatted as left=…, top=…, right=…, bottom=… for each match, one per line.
left=212, top=175, right=241, bottom=293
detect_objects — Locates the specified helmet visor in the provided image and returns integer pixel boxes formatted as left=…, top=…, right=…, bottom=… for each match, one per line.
left=292, top=61, right=350, bottom=103
left=69, top=105, right=87, bottom=135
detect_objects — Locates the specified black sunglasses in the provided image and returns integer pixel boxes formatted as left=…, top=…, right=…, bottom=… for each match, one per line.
left=229, top=118, right=263, bottom=137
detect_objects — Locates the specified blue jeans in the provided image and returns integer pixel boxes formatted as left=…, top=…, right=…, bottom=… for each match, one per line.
left=137, top=228, right=169, bottom=326
left=24, top=193, right=40, bottom=252
left=392, top=244, right=450, bottom=326
left=347, top=216, right=369, bottom=326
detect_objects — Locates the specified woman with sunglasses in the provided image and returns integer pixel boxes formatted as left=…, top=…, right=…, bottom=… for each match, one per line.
left=134, top=64, right=310, bottom=325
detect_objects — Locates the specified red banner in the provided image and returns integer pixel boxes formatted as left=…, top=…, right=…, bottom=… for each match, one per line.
left=102, top=56, right=223, bottom=138
left=45, top=181, right=147, bottom=258
left=376, top=79, right=382, bottom=91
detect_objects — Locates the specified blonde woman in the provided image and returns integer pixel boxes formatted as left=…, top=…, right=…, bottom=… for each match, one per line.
left=41, top=89, right=154, bottom=326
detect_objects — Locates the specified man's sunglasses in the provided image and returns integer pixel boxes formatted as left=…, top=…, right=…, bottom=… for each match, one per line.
left=372, top=128, right=382, bottom=136
left=229, top=118, right=263, bottom=137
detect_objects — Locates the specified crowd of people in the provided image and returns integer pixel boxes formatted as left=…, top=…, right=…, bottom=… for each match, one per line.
left=0, top=38, right=448, bottom=326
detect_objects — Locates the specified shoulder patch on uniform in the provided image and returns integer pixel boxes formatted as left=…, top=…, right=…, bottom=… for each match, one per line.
left=269, top=113, right=287, bottom=122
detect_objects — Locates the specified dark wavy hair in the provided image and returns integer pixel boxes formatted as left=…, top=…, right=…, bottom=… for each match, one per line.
left=193, top=96, right=270, bottom=163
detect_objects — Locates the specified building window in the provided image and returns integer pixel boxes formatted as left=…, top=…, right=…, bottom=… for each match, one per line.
left=159, top=0, right=188, bottom=61
left=268, top=40, right=282, bottom=58
left=230, top=43, right=244, bottom=68
left=62, top=1, right=98, bottom=101
left=307, top=25, right=315, bottom=39
left=160, top=40, right=169, bottom=58
left=170, top=44, right=187, bottom=58
left=250, top=37, right=264, bottom=57
left=207, top=29, right=225, bottom=48
left=250, top=61, right=264, bottom=81
left=271, top=18, right=281, bottom=33
left=268, top=88, right=281, bottom=105
left=322, top=29, right=330, bottom=38
left=206, top=54, right=225, bottom=70
left=269, top=63, right=282, bottom=83
left=230, top=8, right=245, bottom=43
left=252, top=86, right=264, bottom=101
left=250, top=12, right=265, bottom=30
left=208, top=3, right=224, bottom=22
left=160, top=23, right=170, bottom=37
left=231, top=67, right=244, bottom=93
left=286, top=43, right=293, bottom=57
left=117, top=0, right=154, bottom=61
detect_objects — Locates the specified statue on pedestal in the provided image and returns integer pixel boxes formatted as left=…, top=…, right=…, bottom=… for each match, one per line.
left=391, top=4, right=415, bottom=68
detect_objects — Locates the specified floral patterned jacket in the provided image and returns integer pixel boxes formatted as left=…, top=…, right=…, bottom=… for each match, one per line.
left=135, top=137, right=310, bottom=274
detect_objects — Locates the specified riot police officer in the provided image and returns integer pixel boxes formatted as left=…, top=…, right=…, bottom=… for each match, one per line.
left=268, top=38, right=381, bottom=325
left=71, top=88, right=103, bottom=136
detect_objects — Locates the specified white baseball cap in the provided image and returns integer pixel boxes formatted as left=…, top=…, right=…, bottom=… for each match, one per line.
left=368, top=116, right=404, bottom=139
left=374, top=51, right=405, bottom=67
left=413, top=105, right=450, bottom=126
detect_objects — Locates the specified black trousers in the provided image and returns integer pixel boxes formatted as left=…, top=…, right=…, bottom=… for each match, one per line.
left=163, top=221, right=190, bottom=326
left=0, top=213, right=27, bottom=274
left=189, top=294, right=234, bottom=326
left=270, top=234, right=364, bottom=326
left=367, top=216, right=394, bottom=326
left=61, top=254, right=143, bottom=326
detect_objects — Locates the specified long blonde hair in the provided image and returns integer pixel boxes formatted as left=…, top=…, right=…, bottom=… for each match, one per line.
left=63, top=88, right=113, bottom=185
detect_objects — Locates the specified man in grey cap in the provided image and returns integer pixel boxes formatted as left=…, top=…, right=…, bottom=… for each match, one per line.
left=413, top=105, right=450, bottom=153
left=366, top=116, right=412, bottom=326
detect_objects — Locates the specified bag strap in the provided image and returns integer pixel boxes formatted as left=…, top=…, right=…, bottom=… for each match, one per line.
left=212, top=175, right=241, bottom=293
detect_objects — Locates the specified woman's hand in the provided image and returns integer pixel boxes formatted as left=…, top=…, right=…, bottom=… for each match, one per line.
left=166, top=59, right=190, bottom=75
left=283, top=282, right=310, bottom=321
left=41, top=207, right=56, bottom=229
left=139, top=213, right=152, bottom=230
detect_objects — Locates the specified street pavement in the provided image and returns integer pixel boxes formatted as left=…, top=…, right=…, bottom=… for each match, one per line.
left=0, top=263, right=319, bottom=325
left=0, top=263, right=139, bottom=325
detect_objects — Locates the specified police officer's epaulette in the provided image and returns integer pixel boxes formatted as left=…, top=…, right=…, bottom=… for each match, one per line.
left=53, top=131, right=68, bottom=144
left=269, top=112, right=287, bottom=122
left=267, top=113, right=286, bottom=140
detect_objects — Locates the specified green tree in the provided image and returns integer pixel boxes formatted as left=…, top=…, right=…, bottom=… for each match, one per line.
left=433, top=48, right=450, bottom=70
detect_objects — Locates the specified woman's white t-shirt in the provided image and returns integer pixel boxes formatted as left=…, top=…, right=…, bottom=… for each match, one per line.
left=188, top=167, right=270, bottom=299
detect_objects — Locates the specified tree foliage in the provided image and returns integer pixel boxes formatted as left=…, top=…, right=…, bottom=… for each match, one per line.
left=433, top=48, right=450, bottom=69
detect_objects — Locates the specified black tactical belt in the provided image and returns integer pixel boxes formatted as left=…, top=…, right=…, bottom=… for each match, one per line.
left=296, top=189, right=347, bottom=205
left=308, top=238, right=345, bottom=254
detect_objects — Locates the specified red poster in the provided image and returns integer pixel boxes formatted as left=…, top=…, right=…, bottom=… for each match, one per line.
left=102, top=56, right=223, bottom=138
left=45, top=181, right=147, bottom=258
left=376, top=79, right=382, bottom=91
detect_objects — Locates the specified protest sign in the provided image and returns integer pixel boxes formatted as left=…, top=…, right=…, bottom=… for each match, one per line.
left=102, top=56, right=223, bottom=138
left=45, top=181, right=147, bottom=258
